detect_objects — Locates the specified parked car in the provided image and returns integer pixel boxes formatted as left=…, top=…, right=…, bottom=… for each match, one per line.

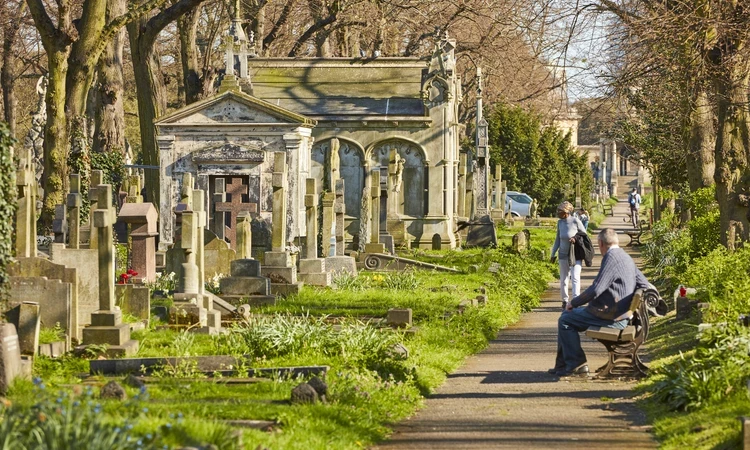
left=505, top=191, right=533, bottom=217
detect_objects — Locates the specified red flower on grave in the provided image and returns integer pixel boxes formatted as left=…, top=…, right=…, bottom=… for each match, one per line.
left=127, top=269, right=138, bottom=277
left=118, top=273, right=129, bottom=284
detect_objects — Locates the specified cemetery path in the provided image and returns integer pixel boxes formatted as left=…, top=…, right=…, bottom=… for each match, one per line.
left=373, top=198, right=656, bottom=450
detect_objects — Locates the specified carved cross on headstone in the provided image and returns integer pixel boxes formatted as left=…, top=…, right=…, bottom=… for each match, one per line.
left=214, top=177, right=257, bottom=249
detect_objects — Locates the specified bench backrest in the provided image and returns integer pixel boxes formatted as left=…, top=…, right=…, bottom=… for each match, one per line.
left=629, top=289, right=650, bottom=344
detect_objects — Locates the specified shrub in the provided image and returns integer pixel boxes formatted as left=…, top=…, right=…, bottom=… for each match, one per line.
left=681, top=247, right=750, bottom=321
left=332, top=271, right=370, bottom=291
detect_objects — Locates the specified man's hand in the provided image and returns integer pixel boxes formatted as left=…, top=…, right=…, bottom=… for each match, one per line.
left=569, top=237, right=576, bottom=243
left=550, top=256, right=557, bottom=263
left=565, top=302, right=574, bottom=311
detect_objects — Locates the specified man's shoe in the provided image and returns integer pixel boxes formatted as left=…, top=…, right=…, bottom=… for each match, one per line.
left=561, top=301, right=568, bottom=310
left=547, top=367, right=563, bottom=374
left=555, top=365, right=589, bottom=377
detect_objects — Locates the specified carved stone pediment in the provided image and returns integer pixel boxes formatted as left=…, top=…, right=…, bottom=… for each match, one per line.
left=192, top=143, right=266, bottom=164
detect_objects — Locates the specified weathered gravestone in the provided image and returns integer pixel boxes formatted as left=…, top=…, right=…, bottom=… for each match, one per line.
left=8, top=258, right=77, bottom=348
left=48, top=243, right=98, bottom=342
left=114, top=285, right=151, bottom=322
left=6, top=302, right=41, bottom=356
left=0, top=324, right=27, bottom=394
left=512, top=231, right=528, bottom=253
left=219, top=259, right=274, bottom=307
left=203, top=231, right=236, bottom=281
left=465, top=215, right=498, bottom=248
left=299, top=178, right=331, bottom=286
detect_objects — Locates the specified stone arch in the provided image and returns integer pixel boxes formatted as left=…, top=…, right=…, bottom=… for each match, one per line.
left=367, top=139, right=427, bottom=217
left=311, top=138, right=365, bottom=219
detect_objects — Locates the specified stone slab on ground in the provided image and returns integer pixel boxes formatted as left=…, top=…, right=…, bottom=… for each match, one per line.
left=374, top=197, right=655, bottom=450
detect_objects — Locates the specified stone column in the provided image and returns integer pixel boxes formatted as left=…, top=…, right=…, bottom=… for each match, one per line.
left=157, top=135, right=176, bottom=251
left=212, top=178, right=227, bottom=241
left=465, top=159, right=475, bottom=219
left=192, top=189, right=206, bottom=294
left=335, top=179, right=345, bottom=256
left=500, top=181, right=507, bottom=218
left=236, top=211, right=252, bottom=259
left=178, top=210, right=200, bottom=295
left=88, top=170, right=105, bottom=249
left=15, top=151, right=36, bottom=258
left=52, top=205, right=67, bottom=244
left=474, top=161, right=490, bottom=217
left=305, top=178, right=318, bottom=259
left=271, top=152, right=288, bottom=252
left=370, top=168, right=381, bottom=244
left=575, top=173, right=582, bottom=209
left=494, top=165, right=502, bottom=212
left=321, top=192, right=335, bottom=257
left=118, top=202, right=158, bottom=283
left=609, top=141, right=619, bottom=196
left=457, top=153, right=467, bottom=218
left=66, top=174, right=82, bottom=249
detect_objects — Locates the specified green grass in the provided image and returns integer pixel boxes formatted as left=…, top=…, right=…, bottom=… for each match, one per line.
left=16, top=239, right=556, bottom=449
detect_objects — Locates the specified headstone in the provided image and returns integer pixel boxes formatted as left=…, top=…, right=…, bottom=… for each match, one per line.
left=48, top=244, right=98, bottom=342
left=512, top=231, right=528, bottom=253
left=431, top=233, right=442, bottom=250
left=0, top=323, right=23, bottom=394
left=676, top=296, right=696, bottom=320
left=215, top=177, right=257, bottom=249
left=125, top=174, right=143, bottom=203
left=9, top=278, right=71, bottom=349
left=66, top=174, right=82, bottom=249
left=465, top=215, right=498, bottom=248
left=487, top=262, right=501, bottom=273
left=387, top=308, right=412, bottom=328
left=117, top=203, right=158, bottom=283
left=15, top=302, right=41, bottom=356
left=219, top=259, right=274, bottom=307
left=80, top=183, right=139, bottom=357
left=52, top=204, right=67, bottom=244
left=114, top=285, right=151, bottom=321
left=204, top=231, right=236, bottom=281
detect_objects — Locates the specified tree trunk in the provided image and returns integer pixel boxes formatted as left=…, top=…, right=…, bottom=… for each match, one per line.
left=713, top=66, right=750, bottom=249
left=93, top=0, right=127, bottom=155
left=178, top=9, right=202, bottom=104
left=686, top=88, right=715, bottom=190
left=1, top=2, right=25, bottom=137
left=128, top=17, right=169, bottom=207
left=40, top=48, right=71, bottom=226
left=64, top=0, right=107, bottom=117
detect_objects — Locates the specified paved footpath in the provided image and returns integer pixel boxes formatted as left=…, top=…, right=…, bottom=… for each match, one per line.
left=374, top=199, right=656, bottom=450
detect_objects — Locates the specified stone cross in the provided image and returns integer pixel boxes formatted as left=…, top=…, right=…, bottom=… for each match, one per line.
left=458, top=153, right=467, bottom=218
left=236, top=211, right=252, bottom=259
left=335, top=179, right=345, bottom=256
left=192, top=189, right=207, bottom=293
left=215, top=177, right=257, bottom=249
left=180, top=172, right=194, bottom=206
left=271, top=153, right=288, bottom=252
left=212, top=178, right=227, bottom=241
left=93, top=184, right=116, bottom=311
left=304, top=178, right=318, bottom=259
left=15, top=148, right=37, bottom=258
left=370, top=168, right=381, bottom=244
left=88, top=170, right=105, bottom=249
left=66, top=174, right=82, bottom=249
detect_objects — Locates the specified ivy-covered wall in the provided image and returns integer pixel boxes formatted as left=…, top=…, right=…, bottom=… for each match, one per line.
left=0, top=123, right=17, bottom=302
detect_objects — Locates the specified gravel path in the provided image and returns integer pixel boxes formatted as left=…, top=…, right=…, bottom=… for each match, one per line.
left=373, top=199, right=656, bottom=450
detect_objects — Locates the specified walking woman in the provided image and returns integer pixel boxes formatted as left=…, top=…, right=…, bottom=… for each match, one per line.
left=551, top=201, right=587, bottom=309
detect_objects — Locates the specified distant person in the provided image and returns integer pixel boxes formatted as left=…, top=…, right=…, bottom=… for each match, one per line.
left=550, top=228, right=650, bottom=377
left=551, top=201, right=587, bottom=309
left=628, top=188, right=641, bottom=229
left=574, top=208, right=590, bottom=230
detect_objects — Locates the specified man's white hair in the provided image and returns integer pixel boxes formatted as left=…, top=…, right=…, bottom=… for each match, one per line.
left=598, top=228, right=619, bottom=246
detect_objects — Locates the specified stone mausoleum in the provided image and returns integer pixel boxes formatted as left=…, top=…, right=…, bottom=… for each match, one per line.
left=156, top=28, right=464, bottom=252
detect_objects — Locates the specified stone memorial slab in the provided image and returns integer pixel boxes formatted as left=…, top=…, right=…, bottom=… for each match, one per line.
left=115, top=285, right=151, bottom=321
left=9, top=277, right=71, bottom=349
left=48, top=244, right=99, bottom=339
left=0, top=323, right=23, bottom=394
left=16, top=302, right=40, bottom=356
left=204, top=231, right=236, bottom=281
left=465, top=215, right=497, bottom=248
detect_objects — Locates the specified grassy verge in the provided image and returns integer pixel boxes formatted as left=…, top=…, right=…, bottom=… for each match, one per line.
left=10, top=230, right=556, bottom=449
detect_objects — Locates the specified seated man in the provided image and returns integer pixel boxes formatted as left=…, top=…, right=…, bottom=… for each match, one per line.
left=550, top=228, right=650, bottom=377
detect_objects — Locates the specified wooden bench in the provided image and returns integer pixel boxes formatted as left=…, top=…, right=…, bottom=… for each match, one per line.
left=585, top=289, right=649, bottom=379
left=624, top=222, right=651, bottom=246
left=597, top=203, right=614, bottom=217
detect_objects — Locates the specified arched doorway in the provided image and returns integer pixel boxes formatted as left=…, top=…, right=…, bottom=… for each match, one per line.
left=311, top=138, right=365, bottom=218
left=369, top=139, right=426, bottom=218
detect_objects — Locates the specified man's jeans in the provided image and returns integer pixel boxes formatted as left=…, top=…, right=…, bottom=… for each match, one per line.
left=555, top=307, right=629, bottom=371
left=630, top=205, right=639, bottom=228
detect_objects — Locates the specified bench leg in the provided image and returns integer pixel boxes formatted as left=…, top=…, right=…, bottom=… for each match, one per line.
left=594, top=341, right=648, bottom=379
